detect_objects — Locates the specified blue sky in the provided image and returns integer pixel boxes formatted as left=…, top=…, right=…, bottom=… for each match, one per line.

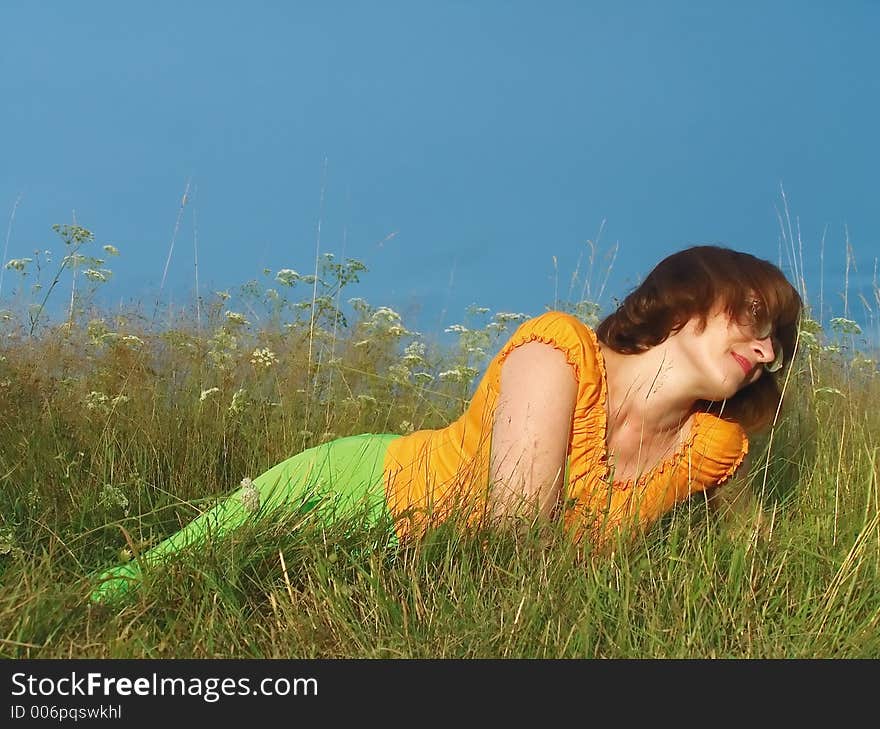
left=2, top=1, right=878, bottom=350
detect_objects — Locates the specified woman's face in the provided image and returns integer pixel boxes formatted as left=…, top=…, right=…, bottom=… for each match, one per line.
left=676, top=300, right=780, bottom=401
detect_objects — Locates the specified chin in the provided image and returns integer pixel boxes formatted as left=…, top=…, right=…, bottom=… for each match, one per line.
left=712, top=370, right=743, bottom=400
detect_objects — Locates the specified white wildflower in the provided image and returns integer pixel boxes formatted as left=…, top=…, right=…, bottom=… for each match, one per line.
left=103, top=244, right=120, bottom=256
left=402, top=341, right=426, bottom=365
left=438, top=366, right=478, bottom=384
left=413, top=371, right=435, bottom=384
left=399, top=420, right=414, bottom=434
left=98, top=484, right=130, bottom=515
left=228, top=388, right=249, bottom=415
left=445, top=324, right=469, bottom=334
left=798, top=330, right=819, bottom=348
left=200, top=387, right=220, bottom=402
left=388, top=363, right=411, bottom=383
left=493, top=312, right=529, bottom=324
left=239, top=477, right=260, bottom=513
left=276, top=269, right=300, bottom=286
left=368, top=306, right=408, bottom=335
left=373, top=306, right=401, bottom=321
left=250, top=347, right=278, bottom=369
left=829, top=317, right=862, bottom=335
left=25, top=489, right=40, bottom=510
left=813, top=387, right=844, bottom=397
left=85, top=391, right=110, bottom=411
left=225, top=311, right=250, bottom=327
left=4, top=258, right=32, bottom=271
left=216, top=290, right=231, bottom=301
left=0, top=528, right=16, bottom=556
left=208, top=329, right=238, bottom=370
left=83, top=268, right=111, bottom=283
left=87, top=319, right=109, bottom=344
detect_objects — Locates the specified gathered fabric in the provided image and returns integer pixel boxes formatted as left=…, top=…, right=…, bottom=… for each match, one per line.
left=382, top=310, right=749, bottom=546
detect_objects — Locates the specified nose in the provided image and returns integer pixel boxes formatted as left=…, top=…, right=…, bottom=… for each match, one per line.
left=753, top=334, right=775, bottom=364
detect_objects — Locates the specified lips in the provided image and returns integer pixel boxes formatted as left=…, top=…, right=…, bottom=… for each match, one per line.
left=732, top=352, right=751, bottom=376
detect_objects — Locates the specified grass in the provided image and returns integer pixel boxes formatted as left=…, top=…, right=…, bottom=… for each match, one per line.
left=0, top=222, right=879, bottom=658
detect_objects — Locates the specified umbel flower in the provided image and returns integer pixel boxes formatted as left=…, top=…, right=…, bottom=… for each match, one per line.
left=250, top=347, right=278, bottom=370
left=239, top=477, right=260, bottom=514
left=200, top=387, right=220, bottom=402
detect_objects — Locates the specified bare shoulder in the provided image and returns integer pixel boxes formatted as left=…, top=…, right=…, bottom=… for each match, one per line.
left=500, top=340, right=578, bottom=397
left=503, top=338, right=578, bottom=369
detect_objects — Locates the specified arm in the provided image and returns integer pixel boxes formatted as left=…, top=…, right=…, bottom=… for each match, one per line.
left=488, top=341, right=578, bottom=526
left=706, top=451, right=768, bottom=541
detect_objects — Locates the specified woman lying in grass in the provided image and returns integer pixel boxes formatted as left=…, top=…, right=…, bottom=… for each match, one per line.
left=90, top=244, right=802, bottom=604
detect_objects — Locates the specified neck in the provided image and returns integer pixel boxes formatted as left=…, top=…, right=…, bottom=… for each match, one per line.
left=598, top=340, right=698, bottom=435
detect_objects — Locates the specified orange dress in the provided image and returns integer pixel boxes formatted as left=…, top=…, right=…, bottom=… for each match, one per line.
left=382, top=310, right=749, bottom=546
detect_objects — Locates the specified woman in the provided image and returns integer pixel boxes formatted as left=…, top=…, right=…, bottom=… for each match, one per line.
left=89, top=245, right=802, bottom=603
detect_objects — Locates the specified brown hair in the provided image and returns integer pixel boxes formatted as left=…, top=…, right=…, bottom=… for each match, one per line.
left=595, top=245, right=803, bottom=433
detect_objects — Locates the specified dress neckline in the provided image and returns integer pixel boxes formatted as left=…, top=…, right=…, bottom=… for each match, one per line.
left=589, top=327, right=703, bottom=490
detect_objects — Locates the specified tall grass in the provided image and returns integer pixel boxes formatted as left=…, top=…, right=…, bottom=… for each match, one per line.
left=0, top=220, right=878, bottom=658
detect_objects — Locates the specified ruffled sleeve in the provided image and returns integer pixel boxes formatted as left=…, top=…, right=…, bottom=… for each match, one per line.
left=686, top=415, right=750, bottom=489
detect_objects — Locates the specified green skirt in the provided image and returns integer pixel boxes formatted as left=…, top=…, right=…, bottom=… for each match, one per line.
left=89, top=433, right=401, bottom=603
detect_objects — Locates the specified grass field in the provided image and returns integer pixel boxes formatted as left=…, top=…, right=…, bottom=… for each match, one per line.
left=1, top=223, right=878, bottom=658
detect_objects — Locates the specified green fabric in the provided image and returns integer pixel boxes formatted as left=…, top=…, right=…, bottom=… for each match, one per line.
left=89, top=433, right=400, bottom=603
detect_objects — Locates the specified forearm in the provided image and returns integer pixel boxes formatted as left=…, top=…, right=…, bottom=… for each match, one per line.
left=707, top=460, right=768, bottom=540
left=486, top=457, right=565, bottom=527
